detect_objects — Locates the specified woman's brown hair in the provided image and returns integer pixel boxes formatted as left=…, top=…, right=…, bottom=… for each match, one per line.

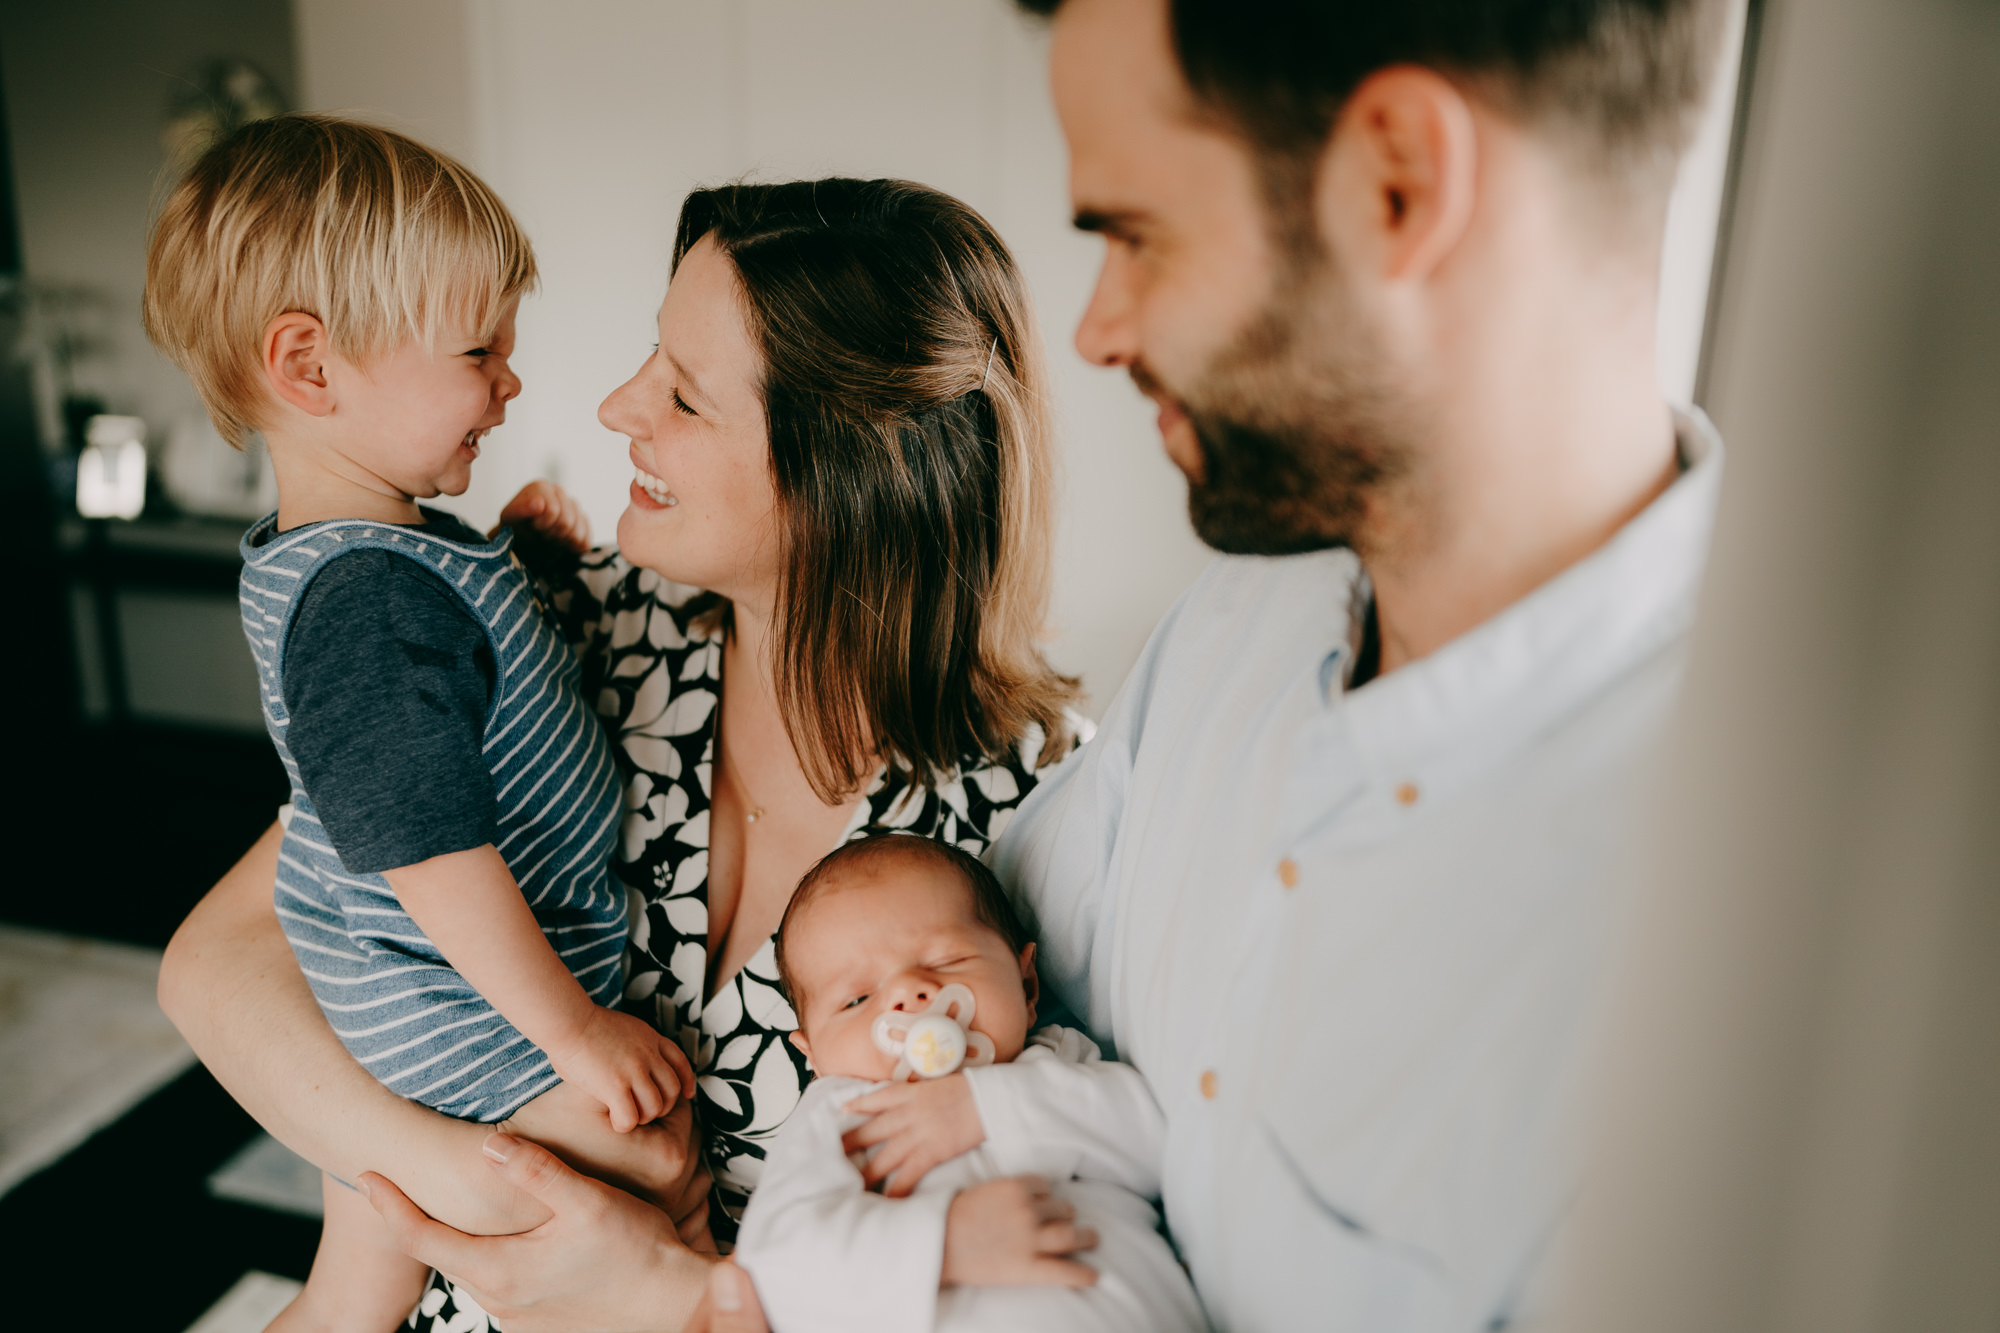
left=674, top=178, right=1078, bottom=801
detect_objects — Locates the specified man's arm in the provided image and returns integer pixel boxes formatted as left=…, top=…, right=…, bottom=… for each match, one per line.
left=991, top=576, right=1200, bottom=1040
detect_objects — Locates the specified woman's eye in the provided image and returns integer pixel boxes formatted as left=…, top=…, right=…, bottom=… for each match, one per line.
left=671, top=390, right=698, bottom=418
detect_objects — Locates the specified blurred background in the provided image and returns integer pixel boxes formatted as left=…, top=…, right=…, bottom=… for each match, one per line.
left=11, top=1, right=1996, bottom=1331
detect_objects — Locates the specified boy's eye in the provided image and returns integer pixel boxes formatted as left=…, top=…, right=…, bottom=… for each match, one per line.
left=842, top=993, right=869, bottom=1010
left=465, top=347, right=490, bottom=358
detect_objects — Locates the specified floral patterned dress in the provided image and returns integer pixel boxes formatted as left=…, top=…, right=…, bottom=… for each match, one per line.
left=414, top=551, right=1076, bottom=1330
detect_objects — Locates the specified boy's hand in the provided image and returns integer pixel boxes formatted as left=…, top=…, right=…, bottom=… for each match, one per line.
left=840, top=1073, right=984, bottom=1196
left=547, top=1006, right=697, bottom=1133
left=496, top=480, right=591, bottom=553
left=941, top=1176, right=1098, bottom=1288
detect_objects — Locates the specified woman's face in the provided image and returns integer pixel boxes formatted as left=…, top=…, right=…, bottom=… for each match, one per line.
left=601, top=234, right=778, bottom=610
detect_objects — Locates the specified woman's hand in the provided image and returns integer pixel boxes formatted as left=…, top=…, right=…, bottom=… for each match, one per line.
left=496, top=479, right=592, bottom=551
left=840, top=1074, right=984, bottom=1196
left=683, top=1263, right=770, bottom=1333
left=363, top=1128, right=717, bottom=1333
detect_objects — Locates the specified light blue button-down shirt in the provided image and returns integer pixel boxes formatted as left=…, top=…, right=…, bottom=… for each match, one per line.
left=992, top=410, right=1723, bottom=1331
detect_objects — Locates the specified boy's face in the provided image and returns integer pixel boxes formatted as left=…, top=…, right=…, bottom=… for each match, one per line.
left=786, top=854, right=1038, bottom=1083
left=324, top=298, right=522, bottom=501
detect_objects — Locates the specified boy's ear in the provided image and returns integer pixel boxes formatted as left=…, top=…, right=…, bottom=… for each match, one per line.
left=1019, top=941, right=1040, bottom=1022
left=263, top=312, right=337, bottom=418
left=787, top=1028, right=815, bottom=1072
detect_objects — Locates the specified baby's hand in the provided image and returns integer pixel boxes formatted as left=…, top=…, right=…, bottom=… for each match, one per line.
left=841, top=1073, right=985, bottom=1197
left=495, top=479, right=591, bottom=552
left=941, top=1176, right=1098, bottom=1289
left=548, top=1006, right=697, bottom=1133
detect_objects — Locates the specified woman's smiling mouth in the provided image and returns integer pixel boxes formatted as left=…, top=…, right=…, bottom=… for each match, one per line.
left=632, top=462, right=678, bottom=508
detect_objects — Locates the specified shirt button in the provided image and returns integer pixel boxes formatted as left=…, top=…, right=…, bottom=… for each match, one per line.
left=1395, top=781, right=1421, bottom=807
left=1277, top=858, right=1300, bottom=889
left=1200, top=1070, right=1219, bottom=1099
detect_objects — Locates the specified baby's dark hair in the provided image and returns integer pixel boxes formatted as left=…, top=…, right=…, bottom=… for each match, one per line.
left=773, top=832, right=1034, bottom=1014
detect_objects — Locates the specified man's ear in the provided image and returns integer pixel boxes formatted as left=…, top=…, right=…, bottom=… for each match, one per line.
left=1316, top=65, right=1478, bottom=283
left=1019, top=941, right=1040, bottom=1024
left=787, top=1028, right=816, bottom=1073
left=263, top=311, right=337, bottom=418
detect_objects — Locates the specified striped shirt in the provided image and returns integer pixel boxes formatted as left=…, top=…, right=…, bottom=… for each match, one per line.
left=238, top=511, right=626, bottom=1122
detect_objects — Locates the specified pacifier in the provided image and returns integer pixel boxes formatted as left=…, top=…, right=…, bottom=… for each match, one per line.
left=871, top=982, right=996, bottom=1081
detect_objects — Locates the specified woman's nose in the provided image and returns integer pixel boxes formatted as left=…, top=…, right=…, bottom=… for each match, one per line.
left=598, top=374, right=644, bottom=439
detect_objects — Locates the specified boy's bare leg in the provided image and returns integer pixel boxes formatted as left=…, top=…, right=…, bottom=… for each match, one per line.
left=502, top=1081, right=717, bottom=1252
left=267, top=1173, right=431, bottom=1333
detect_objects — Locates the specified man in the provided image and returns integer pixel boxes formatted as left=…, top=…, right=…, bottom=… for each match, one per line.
left=983, top=0, right=1723, bottom=1325
left=372, top=0, right=1726, bottom=1326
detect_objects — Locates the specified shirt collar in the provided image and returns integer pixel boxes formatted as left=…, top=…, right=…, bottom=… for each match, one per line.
left=1328, top=406, right=1725, bottom=790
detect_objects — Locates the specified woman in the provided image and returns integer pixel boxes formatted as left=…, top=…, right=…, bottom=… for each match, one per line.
left=161, top=177, right=1084, bottom=1329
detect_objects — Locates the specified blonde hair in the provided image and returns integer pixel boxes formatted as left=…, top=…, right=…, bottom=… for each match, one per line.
left=144, top=114, right=536, bottom=447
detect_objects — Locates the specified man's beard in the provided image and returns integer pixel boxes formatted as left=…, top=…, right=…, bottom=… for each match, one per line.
left=1146, top=254, right=1406, bottom=557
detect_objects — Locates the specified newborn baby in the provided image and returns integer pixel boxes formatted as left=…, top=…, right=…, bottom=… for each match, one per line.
left=733, top=834, right=1206, bottom=1333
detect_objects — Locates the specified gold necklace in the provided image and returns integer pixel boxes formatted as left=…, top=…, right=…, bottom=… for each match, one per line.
left=723, top=738, right=768, bottom=827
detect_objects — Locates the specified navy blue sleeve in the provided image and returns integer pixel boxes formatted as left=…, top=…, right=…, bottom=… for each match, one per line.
left=282, top=549, right=498, bottom=874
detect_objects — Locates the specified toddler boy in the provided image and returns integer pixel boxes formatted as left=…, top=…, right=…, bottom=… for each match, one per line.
left=144, top=114, right=693, bottom=1331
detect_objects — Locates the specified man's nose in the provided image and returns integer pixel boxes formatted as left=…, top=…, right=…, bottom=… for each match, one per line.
left=1073, top=249, right=1139, bottom=369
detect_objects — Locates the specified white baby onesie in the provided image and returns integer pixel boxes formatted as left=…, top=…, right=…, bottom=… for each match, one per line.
left=734, top=1025, right=1208, bottom=1333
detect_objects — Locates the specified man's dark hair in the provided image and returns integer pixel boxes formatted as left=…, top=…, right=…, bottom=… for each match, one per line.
left=773, top=832, right=1035, bottom=1014
left=1020, top=0, right=1721, bottom=214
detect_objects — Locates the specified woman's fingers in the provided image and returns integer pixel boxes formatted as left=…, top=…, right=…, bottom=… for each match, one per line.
left=359, top=1171, right=488, bottom=1277
left=706, top=1263, right=771, bottom=1333
left=480, top=1132, right=608, bottom=1216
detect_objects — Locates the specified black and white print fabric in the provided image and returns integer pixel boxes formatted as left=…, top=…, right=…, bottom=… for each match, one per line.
left=413, top=549, right=1075, bottom=1329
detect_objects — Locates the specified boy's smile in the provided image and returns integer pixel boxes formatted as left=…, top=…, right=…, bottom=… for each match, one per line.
left=265, top=297, right=523, bottom=529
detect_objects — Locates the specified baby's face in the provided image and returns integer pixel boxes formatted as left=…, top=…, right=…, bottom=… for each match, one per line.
left=786, top=857, right=1037, bottom=1082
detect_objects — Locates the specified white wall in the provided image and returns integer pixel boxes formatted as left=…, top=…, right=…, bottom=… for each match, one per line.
left=294, top=0, right=1742, bottom=713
